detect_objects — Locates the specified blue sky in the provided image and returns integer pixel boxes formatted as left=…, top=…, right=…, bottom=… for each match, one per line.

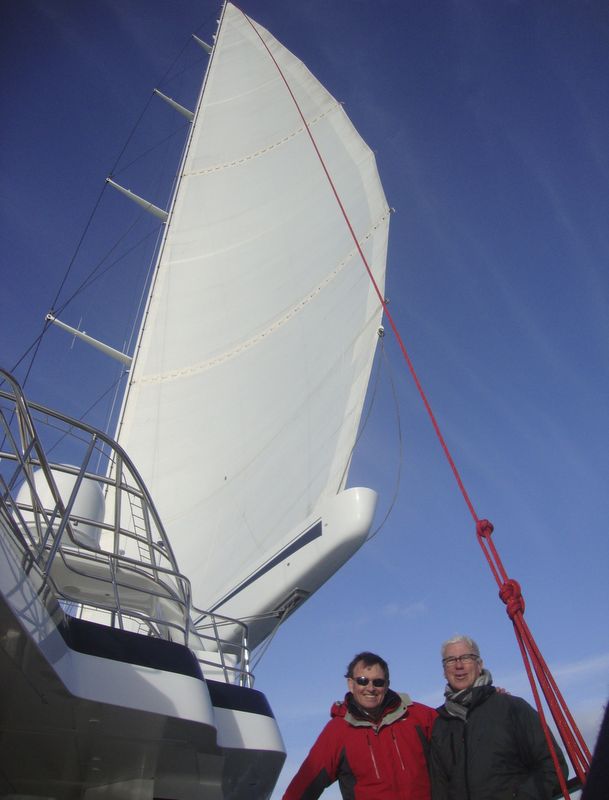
left=2, top=1, right=608, bottom=797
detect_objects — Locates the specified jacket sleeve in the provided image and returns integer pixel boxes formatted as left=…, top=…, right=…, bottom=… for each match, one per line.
left=417, top=703, right=439, bottom=740
left=282, top=721, right=342, bottom=800
left=428, top=722, right=452, bottom=800
left=510, top=697, right=569, bottom=799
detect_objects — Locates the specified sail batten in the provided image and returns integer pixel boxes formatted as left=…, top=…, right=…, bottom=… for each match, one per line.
left=116, top=3, right=389, bottom=616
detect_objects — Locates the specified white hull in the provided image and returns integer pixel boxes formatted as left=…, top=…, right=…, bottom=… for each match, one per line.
left=0, top=373, right=285, bottom=799
left=0, top=485, right=284, bottom=800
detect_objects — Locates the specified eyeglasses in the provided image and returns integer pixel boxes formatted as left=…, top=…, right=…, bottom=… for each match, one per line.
left=353, top=676, right=386, bottom=687
left=442, top=653, right=479, bottom=666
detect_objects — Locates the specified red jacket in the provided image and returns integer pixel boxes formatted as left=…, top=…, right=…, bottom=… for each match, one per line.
left=282, top=690, right=437, bottom=800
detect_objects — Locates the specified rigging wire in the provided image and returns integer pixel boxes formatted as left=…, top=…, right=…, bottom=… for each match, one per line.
left=337, top=330, right=385, bottom=491
left=249, top=606, right=294, bottom=673
left=30, top=376, right=125, bottom=461
left=54, top=220, right=156, bottom=317
left=250, top=626, right=280, bottom=673
left=366, top=337, right=403, bottom=543
left=10, top=8, right=213, bottom=384
left=8, top=219, right=152, bottom=378
left=240, top=7, right=590, bottom=792
left=111, top=124, right=190, bottom=178
left=6, top=13, right=216, bottom=450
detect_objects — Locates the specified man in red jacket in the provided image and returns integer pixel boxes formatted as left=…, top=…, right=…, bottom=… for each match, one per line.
left=282, top=651, right=436, bottom=799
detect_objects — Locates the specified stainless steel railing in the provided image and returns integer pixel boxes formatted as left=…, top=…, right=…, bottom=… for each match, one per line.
left=0, top=367, right=253, bottom=687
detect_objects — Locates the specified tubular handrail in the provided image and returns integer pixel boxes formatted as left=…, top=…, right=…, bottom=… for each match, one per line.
left=0, top=367, right=254, bottom=686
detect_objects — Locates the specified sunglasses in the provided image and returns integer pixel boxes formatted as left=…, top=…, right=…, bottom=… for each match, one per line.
left=353, top=676, right=386, bottom=687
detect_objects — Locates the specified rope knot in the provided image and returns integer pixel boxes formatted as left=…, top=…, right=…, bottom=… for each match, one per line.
left=499, top=579, right=525, bottom=619
left=476, top=518, right=494, bottom=538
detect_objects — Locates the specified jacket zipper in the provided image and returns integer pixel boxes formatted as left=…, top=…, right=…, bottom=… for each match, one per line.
left=391, top=730, right=406, bottom=770
left=367, top=733, right=380, bottom=779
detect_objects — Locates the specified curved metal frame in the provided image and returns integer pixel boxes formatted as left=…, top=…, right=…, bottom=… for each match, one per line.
left=0, top=368, right=253, bottom=686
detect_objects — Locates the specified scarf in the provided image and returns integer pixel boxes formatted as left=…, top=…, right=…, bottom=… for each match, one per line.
left=443, top=668, right=493, bottom=721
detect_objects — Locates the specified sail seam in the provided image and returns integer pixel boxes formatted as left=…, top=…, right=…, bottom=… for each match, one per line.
left=185, top=104, right=340, bottom=176
left=135, top=211, right=389, bottom=385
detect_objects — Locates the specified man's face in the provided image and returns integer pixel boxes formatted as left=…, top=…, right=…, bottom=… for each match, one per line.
left=347, top=660, right=388, bottom=712
left=443, top=641, right=483, bottom=691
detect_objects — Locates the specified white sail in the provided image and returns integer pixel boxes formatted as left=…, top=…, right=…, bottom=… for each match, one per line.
left=116, top=2, right=389, bottom=625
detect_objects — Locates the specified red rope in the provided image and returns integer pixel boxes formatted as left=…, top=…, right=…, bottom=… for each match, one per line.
left=478, top=524, right=591, bottom=764
left=235, top=6, right=591, bottom=793
left=477, top=520, right=592, bottom=791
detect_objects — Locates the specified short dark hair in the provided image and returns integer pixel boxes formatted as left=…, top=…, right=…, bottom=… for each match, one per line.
left=345, top=651, right=390, bottom=683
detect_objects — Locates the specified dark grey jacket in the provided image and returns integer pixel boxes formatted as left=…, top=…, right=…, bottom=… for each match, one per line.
left=430, top=686, right=568, bottom=800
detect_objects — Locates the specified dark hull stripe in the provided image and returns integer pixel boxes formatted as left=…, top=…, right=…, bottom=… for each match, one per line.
left=61, top=614, right=204, bottom=678
left=57, top=615, right=275, bottom=718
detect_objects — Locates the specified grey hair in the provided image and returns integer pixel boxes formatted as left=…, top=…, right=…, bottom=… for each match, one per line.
left=441, top=635, right=480, bottom=660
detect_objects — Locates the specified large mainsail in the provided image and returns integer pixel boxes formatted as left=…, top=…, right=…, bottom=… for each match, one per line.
left=116, top=2, right=389, bottom=620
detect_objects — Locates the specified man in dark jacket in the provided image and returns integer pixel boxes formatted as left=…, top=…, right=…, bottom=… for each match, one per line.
left=282, top=650, right=437, bottom=800
left=430, top=635, right=568, bottom=800
left=581, top=701, right=609, bottom=800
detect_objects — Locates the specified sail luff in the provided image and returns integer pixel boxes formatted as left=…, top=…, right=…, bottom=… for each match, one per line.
left=113, top=6, right=227, bottom=446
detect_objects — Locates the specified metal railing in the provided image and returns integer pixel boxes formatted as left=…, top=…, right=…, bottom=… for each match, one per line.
left=0, top=368, right=253, bottom=686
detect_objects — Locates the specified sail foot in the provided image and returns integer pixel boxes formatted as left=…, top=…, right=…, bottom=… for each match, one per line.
left=212, top=487, right=377, bottom=649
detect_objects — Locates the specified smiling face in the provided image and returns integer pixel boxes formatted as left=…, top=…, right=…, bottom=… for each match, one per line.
left=347, top=660, right=388, bottom=713
left=443, top=641, right=483, bottom=691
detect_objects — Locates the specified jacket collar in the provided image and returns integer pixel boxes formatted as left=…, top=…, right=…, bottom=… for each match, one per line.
left=331, top=689, right=413, bottom=729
